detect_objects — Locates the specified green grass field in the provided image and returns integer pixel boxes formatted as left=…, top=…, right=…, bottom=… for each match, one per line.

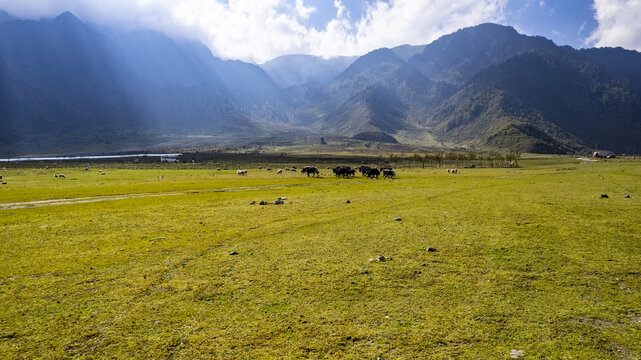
left=1, top=158, right=640, bottom=359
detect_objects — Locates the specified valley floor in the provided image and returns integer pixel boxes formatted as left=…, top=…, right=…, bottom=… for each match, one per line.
left=0, top=158, right=640, bottom=359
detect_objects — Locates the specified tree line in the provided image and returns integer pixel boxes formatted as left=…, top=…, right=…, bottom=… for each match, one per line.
left=381, top=151, right=522, bottom=169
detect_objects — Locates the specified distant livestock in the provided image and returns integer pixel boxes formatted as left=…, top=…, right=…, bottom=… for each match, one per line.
left=301, top=166, right=320, bottom=177
left=448, top=169, right=458, bottom=174
left=276, top=169, right=283, bottom=174
left=237, top=169, right=248, bottom=176
left=333, top=166, right=356, bottom=178
left=54, top=174, right=66, bottom=178
left=358, top=166, right=371, bottom=176
left=365, top=168, right=381, bottom=179
left=383, top=169, right=396, bottom=179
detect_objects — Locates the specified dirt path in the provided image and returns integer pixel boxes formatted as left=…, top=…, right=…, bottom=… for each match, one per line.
left=0, top=181, right=363, bottom=210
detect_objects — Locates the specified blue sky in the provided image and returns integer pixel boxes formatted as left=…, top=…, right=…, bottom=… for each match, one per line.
left=0, top=0, right=638, bottom=62
left=504, top=0, right=599, bottom=49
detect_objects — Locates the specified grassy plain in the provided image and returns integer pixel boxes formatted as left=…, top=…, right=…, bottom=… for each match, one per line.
left=0, top=157, right=640, bottom=359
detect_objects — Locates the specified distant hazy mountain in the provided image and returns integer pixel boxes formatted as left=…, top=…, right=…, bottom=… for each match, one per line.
left=278, top=23, right=641, bottom=152
left=0, top=12, right=277, bottom=155
left=431, top=50, right=641, bottom=152
left=261, top=54, right=357, bottom=88
left=408, top=23, right=558, bottom=85
left=2, top=12, right=640, bottom=155
left=315, top=48, right=454, bottom=135
left=390, top=44, right=426, bottom=61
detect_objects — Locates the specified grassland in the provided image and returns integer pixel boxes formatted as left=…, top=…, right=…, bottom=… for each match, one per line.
left=1, top=157, right=640, bottom=359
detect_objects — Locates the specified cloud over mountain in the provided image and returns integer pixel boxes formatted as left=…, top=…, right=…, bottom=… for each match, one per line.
left=0, top=0, right=508, bottom=63
left=589, top=0, right=641, bottom=51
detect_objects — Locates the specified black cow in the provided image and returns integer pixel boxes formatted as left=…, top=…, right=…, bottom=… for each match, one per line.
left=358, top=166, right=371, bottom=176
left=366, top=168, right=380, bottom=179
left=301, top=166, right=320, bottom=177
left=333, top=166, right=355, bottom=178
left=383, top=169, right=396, bottom=179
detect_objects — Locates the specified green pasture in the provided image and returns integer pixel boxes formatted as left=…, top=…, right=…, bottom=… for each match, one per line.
left=0, top=158, right=640, bottom=359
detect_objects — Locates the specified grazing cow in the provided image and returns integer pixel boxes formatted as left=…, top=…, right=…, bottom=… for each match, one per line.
left=58, top=174, right=66, bottom=178
left=383, top=169, right=396, bottom=179
left=358, top=166, right=371, bottom=176
left=333, top=166, right=356, bottom=178
left=276, top=169, right=283, bottom=174
left=301, top=166, right=319, bottom=177
left=237, top=169, right=248, bottom=176
left=366, top=168, right=381, bottom=179
left=0, top=175, right=2, bottom=181
left=448, top=168, right=458, bottom=174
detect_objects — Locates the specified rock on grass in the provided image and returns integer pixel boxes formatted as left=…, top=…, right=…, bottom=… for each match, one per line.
left=369, top=254, right=392, bottom=262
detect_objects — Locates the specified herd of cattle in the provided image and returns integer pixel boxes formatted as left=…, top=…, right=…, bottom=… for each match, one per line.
left=236, top=165, right=399, bottom=179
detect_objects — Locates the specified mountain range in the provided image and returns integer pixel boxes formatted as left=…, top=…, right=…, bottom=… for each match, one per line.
left=1, top=11, right=640, bottom=155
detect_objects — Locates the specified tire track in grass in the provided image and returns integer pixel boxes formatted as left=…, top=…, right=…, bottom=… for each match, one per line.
left=0, top=181, right=371, bottom=210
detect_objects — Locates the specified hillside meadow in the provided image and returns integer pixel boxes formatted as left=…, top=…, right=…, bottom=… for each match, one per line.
left=0, top=157, right=640, bottom=359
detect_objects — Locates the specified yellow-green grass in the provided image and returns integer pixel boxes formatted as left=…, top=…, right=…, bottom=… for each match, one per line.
left=1, top=158, right=640, bottom=359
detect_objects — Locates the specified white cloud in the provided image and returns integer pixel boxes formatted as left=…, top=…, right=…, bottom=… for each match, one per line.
left=539, top=0, right=546, bottom=7
left=295, top=0, right=315, bottom=20
left=588, top=0, right=641, bottom=50
left=0, top=0, right=509, bottom=63
left=334, top=0, right=349, bottom=19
